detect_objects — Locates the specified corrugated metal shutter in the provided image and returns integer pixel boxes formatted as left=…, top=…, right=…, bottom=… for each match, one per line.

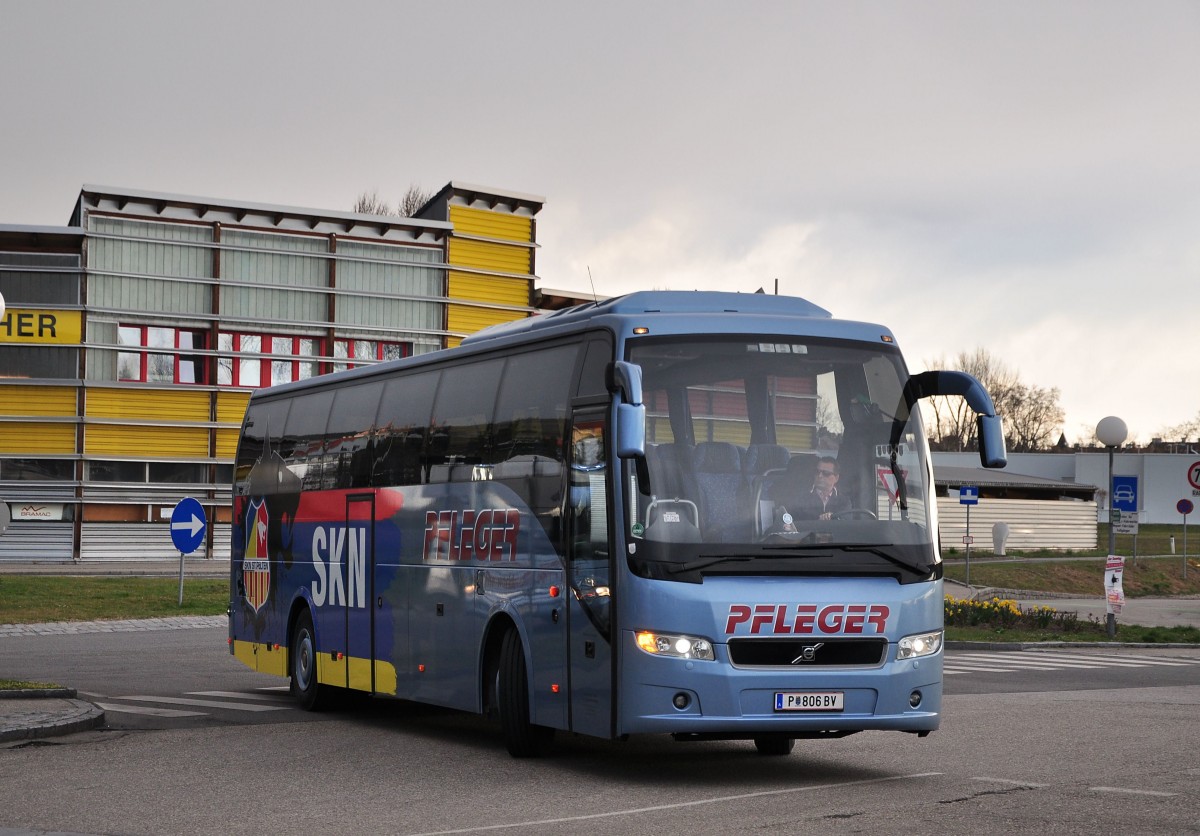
left=447, top=272, right=530, bottom=307
left=0, top=423, right=76, bottom=454
left=80, top=523, right=231, bottom=561
left=86, top=388, right=210, bottom=422
left=84, top=424, right=210, bottom=457
left=0, top=522, right=74, bottom=562
left=216, top=392, right=250, bottom=425
left=0, top=386, right=77, bottom=416
left=937, top=497, right=1098, bottom=552
left=447, top=239, right=531, bottom=275
left=448, top=206, right=533, bottom=243
left=447, top=304, right=524, bottom=337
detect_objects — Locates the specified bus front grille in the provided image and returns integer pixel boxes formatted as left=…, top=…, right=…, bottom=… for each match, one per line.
left=727, top=638, right=888, bottom=667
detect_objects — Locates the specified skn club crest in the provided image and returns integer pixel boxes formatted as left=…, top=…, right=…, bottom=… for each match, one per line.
left=242, top=499, right=271, bottom=612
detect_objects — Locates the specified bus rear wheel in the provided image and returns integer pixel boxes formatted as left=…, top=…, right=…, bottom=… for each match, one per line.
left=753, top=736, right=796, bottom=756
left=290, top=609, right=332, bottom=711
left=497, top=628, right=554, bottom=758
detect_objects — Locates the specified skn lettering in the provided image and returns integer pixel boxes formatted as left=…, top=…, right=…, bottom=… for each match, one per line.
left=423, top=508, right=520, bottom=562
left=725, top=603, right=891, bottom=635
left=311, top=525, right=368, bottom=609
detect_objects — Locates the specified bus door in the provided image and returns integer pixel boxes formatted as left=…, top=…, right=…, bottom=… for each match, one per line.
left=566, top=411, right=615, bottom=737
left=345, top=494, right=375, bottom=693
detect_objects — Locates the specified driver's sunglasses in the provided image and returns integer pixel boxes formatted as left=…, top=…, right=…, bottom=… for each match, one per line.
left=816, top=469, right=836, bottom=477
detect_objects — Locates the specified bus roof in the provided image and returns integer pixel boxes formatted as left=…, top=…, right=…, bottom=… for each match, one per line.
left=253, top=290, right=896, bottom=402
left=461, top=291, right=834, bottom=347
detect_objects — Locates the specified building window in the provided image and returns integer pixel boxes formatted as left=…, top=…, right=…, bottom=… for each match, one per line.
left=218, top=332, right=320, bottom=388
left=0, top=459, right=74, bottom=481
left=333, top=338, right=408, bottom=372
left=118, top=325, right=207, bottom=384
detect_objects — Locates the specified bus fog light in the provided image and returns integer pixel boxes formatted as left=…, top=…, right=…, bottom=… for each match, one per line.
left=635, top=630, right=715, bottom=661
left=672, top=692, right=691, bottom=710
left=909, top=690, right=922, bottom=708
left=897, top=630, right=942, bottom=660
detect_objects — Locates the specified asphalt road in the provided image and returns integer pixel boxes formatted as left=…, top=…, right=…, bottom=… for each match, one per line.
left=1, top=627, right=1198, bottom=835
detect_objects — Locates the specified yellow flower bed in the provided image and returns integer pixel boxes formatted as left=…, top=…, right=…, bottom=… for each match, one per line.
left=945, top=595, right=1067, bottom=630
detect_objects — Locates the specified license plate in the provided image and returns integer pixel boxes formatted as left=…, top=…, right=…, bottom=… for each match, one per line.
left=774, top=691, right=844, bottom=711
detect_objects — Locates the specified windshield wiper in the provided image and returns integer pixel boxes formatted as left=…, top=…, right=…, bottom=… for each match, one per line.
left=839, top=544, right=932, bottom=575
left=665, top=555, right=755, bottom=574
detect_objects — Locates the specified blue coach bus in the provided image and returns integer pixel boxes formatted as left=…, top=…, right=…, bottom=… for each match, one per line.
left=229, top=290, right=1006, bottom=756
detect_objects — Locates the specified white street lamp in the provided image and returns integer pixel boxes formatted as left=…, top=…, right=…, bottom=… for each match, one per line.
left=1096, top=416, right=1127, bottom=638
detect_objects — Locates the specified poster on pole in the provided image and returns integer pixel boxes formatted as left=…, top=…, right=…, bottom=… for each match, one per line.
left=1104, top=555, right=1125, bottom=616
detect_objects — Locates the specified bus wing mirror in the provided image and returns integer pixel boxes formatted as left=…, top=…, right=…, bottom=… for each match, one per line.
left=902, top=370, right=1007, bottom=469
left=976, top=414, right=1007, bottom=469
left=609, top=361, right=643, bottom=406
left=616, top=403, right=646, bottom=459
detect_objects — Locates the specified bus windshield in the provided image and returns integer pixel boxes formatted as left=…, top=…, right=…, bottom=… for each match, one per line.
left=626, top=335, right=937, bottom=583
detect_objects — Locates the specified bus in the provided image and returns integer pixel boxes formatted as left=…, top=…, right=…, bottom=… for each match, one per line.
left=228, top=290, right=1006, bottom=757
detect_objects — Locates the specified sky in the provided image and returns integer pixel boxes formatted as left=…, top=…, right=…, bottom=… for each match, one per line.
left=2, top=1, right=1197, bottom=444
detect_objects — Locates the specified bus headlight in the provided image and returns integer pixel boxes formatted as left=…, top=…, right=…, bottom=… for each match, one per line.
left=897, top=630, right=942, bottom=660
left=635, top=631, right=715, bottom=661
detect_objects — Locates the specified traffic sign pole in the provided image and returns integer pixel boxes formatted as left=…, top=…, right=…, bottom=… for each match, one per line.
left=1179, top=499, right=1194, bottom=580
left=170, top=497, right=208, bottom=606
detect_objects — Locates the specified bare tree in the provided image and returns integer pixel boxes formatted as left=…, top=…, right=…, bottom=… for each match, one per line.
left=353, top=184, right=432, bottom=218
left=922, top=348, right=1063, bottom=453
left=398, top=184, right=433, bottom=216
left=353, top=189, right=393, bottom=216
left=1158, top=411, right=1200, bottom=441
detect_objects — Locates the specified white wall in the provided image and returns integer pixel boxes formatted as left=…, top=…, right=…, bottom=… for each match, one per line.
left=933, top=452, right=1200, bottom=525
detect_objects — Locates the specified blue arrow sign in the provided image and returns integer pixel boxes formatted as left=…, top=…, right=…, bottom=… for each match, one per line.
left=959, top=486, right=979, bottom=506
left=170, top=497, right=207, bottom=554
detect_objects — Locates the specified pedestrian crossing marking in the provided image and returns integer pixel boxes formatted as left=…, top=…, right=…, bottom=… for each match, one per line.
left=945, top=650, right=1200, bottom=676
left=187, top=690, right=293, bottom=701
left=96, top=702, right=205, bottom=718
left=115, top=695, right=290, bottom=712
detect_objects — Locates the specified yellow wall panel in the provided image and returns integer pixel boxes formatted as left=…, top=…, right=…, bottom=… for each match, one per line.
left=216, top=391, right=251, bottom=425
left=448, top=206, right=533, bottom=243
left=0, top=386, right=77, bottom=417
left=86, top=388, right=210, bottom=422
left=447, top=304, right=524, bottom=337
left=447, top=272, right=530, bottom=307
left=85, top=424, right=210, bottom=457
left=0, top=422, right=76, bottom=454
left=448, top=238, right=531, bottom=275
left=215, top=428, right=240, bottom=459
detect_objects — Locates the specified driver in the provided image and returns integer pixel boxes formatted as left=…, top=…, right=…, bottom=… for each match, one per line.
left=776, top=456, right=851, bottom=522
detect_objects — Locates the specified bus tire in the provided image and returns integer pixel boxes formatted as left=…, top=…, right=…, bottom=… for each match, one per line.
left=498, top=628, right=554, bottom=758
left=753, top=736, right=796, bottom=756
left=290, top=609, right=332, bottom=711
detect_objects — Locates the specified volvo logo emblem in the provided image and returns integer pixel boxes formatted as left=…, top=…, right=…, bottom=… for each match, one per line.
left=791, top=642, right=825, bottom=664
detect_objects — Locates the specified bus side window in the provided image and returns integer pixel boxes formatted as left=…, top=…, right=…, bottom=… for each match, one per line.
left=429, top=358, right=503, bottom=482
left=492, top=344, right=577, bottom=540
left=327, top=381, right=385, bottom=490
left=281, top=391, right=335, bottom=490
left=373, top=371, right=438, bottom=487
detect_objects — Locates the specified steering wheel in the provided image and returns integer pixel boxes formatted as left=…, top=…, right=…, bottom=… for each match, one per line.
left=831, top=508, right=878, bottom=521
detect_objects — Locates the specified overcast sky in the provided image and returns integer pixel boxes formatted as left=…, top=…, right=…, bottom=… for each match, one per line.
left=3, top=1, right=1197, bottom=444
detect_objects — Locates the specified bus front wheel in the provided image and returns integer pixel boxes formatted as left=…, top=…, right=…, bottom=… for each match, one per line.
left=290, top=609, right=332, bottom=711
left=497, top=628, right=554, bottom=758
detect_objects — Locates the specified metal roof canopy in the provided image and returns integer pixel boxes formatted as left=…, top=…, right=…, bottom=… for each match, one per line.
left=73, top=185, right=452, bottom=244
left=936, top=465, right=1098, bottom=498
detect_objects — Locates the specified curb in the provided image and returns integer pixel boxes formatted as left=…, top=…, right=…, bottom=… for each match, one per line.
left=0, top=687, right=77, bottom=699
left=946, top=641, right=1200, bottom=651
left=0, top=694, right=105, bottom=744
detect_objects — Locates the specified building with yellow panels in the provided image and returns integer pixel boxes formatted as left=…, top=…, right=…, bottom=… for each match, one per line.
left=0, top=182, right=543, bottom=561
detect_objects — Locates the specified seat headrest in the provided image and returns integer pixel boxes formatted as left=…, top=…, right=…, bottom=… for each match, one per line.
left=693, top=441, right=741, bottom=473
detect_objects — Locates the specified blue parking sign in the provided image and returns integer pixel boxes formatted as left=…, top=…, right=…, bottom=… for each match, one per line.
left=1111, top=476, right=1138, bottom=513
left=170, top=497, right=207, bottom=554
